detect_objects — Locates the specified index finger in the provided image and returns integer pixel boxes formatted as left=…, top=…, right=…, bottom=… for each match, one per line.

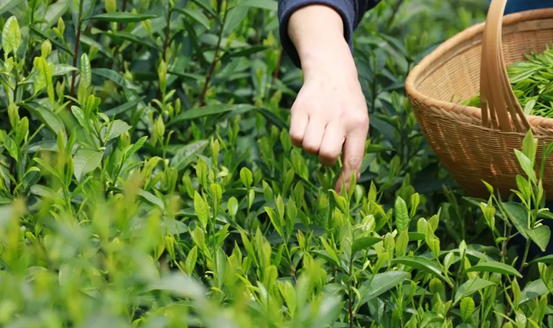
left=335, top=127, right=367, bottom=193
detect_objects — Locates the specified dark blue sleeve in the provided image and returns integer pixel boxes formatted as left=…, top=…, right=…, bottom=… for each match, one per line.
left=278, top=0, right=381, bottom=68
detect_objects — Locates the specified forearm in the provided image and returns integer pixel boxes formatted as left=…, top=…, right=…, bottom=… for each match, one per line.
left=287, top=5, right=355, bottom=75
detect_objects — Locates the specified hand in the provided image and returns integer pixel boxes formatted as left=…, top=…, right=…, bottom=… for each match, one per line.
left=287, top=5, right=369, bottom=193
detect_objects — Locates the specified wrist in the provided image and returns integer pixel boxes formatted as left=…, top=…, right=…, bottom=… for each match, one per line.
left=287, top=5, right=357, bottom=78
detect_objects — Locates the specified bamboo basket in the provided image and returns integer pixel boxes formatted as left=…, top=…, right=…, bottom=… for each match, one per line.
left=405, top=0, right=553, bottom=199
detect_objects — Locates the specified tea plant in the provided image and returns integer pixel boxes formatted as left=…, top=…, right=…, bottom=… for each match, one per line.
left=1, top=0, right=553, bottom=327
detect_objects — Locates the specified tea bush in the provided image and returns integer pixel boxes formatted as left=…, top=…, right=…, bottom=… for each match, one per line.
left=1, top=0, right=553, bottom=327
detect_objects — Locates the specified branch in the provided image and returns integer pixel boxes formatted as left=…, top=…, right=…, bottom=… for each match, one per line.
left=199, top=2, right=228, bottom=107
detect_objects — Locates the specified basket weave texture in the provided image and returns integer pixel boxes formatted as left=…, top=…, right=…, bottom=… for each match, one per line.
left=405, top=7, right=553, bottom=199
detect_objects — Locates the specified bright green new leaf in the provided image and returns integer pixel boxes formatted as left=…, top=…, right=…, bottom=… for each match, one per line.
left=395, top=196, right=410, bottom=232
left=2, top=16, right=21, bottom=56
left=514, top=149, right=536, bottom=183
left=460, top=297, right=475, bottom=322
left=194, top=191, right=209, bottom=229
left=519, top=279, right=549, bottom=305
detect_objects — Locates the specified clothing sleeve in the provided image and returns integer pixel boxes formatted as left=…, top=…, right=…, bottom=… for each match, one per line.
left=278, top=0, right=381, bottom=68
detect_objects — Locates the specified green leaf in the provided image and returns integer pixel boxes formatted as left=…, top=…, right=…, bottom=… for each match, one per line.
left=358, top=271, right=409, bottom=305
left=173, top=8, right=210, bottom=30
left=519, top=279, right=549, bottom=305
left=352, top=237, right=382, bottom=254
left=395, top=196, right=410, bottom=232
left=101, top=31, right=159, bottom=50
left=73, top=149, right=104, bottom=182
left=169, top=140, right=209, bottom=170
left=138, top=189, right=165, bottom=210
left=392, top=256, right=451, bottom=285
left=85, top=12, right=157, bottom=23
left=23, top=103, right=64, bottom=135
left=104, top=120, right=131, bottom=141
left=514, top=149, right=536, bottom=183
left=92, top=68, right=137, bottom=90
left=240, top=167, right=253, bottom=188
left=465, top=261, right=522, bottom=278
left=29, top=26, right=74, bottom=56
left=526, top=225, right=551, bottom=253
left=80, top=53, right=91, bottom=87
left=170, top=104, right=250, bottom=125
left=194, top=191, right=209, bottom=229
left=454, top=278, right=496, bottom=303
left=530, top=254, right=553, bottom=264
left=0, top=0, right=23, bottom=16
left=460, top=297, right=475, bottom=322
left=503, top=202, right=529, bottom=239
left=103, top=97, right=144, bottom=117
left=2, top=16, right=21, bottom=56
left=236, top=0, right=277, bottom=11
left=71, top=106, right=88, bottom=129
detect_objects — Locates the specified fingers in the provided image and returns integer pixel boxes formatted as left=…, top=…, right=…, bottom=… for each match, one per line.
left=335, top=126, right=368, bottom=193
left=289, top=110, right=308, bottom=147
left=301, top=117, right=325, bottom=155
left=318, top=121, right=344, bottom=166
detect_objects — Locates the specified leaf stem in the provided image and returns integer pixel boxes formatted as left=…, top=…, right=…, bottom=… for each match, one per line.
left=199, top=1, right=228, bottom=107
left=69, top=0, right=86, bottom=111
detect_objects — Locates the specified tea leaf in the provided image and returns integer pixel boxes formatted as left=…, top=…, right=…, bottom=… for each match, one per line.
left=352, top=237, right=382, bottom=254
left=85, top=13, right=157, bottom=23
left=465, top=261, right=523, bottom=278
left=2, top=16, right=21, bottom=56
left=358, top=271, right=409, bottom=305
left=454, top=278, right=496, bottom=303
left=73, top=149, right=104, bottom=182
left=0, top=0, right=23, bottom=16
left=392, top=256, right=451, bottom=285
left=173, top=8, right=210, bottom=30
left=194, top=191, right=209, bottom=229
left=395, top=196, right=410, bottom=232
left=460, top=297, right=475, bottom=322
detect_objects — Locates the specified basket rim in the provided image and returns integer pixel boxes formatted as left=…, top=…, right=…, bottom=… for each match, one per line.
left=405, top=8, right=553, bottom=135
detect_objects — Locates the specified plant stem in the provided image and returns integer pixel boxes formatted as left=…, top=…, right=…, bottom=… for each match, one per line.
left=69, top=0, right=86, bottom=111
left=199, top=1, right=228, bottom=107
left=519, top=240, right=531, bottom=273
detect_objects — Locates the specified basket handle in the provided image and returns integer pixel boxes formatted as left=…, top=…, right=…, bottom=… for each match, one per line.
left=480, top=0, right=531, bottom=132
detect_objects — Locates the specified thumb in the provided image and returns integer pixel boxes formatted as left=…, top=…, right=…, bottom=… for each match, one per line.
left=335, top=128, right=366, bottom=194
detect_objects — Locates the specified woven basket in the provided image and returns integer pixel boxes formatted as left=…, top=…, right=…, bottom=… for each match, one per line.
left=405, top=0, right=553, bottom=199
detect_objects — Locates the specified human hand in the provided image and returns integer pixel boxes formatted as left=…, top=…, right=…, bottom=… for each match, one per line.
left=287, top=5, right=369, bottom=193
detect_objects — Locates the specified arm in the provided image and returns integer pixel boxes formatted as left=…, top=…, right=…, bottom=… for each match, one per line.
left=278, top=0, right=380, bottom=68
left=277, top=2, right=379, bottom=192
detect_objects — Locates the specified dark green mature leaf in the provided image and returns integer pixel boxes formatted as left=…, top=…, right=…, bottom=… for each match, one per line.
left=530, top=254, right=553, bottom=264
left=519, top=279, right=549, bottom=305
left=137, top=189, right=165, bottom=210
left=503, top=202, right=529, bottom=239
left=465, top=261, right=522, bottom=278
left=358, top=271, right=409, bottom=306
left=352, top=237, right=382, bottom=254
left=92, top=68, right=137, bottom=90
left=103, top=97, right=144, bottom=117
left=170, top=104, right=250, bottom=124
left=454, top=278, right=496, bottom=303
left=527, top=225, right=551, bottom=253
left=101, top=31, right=159, bottom=50
left=170, top=140, right=209, bottom=170
left=392, top=256, right=451, bottom=285
left=29, top=26, right=74, bottom=56
left=0, top=0, right=23, bottom=15
left=236, top=0, right=277, bottom=11
left=73, top=149, right=104, bottom=182
left=23, top=103, right=64, bottom=135
left=85, top=13, right=157, bottom=23
left=173, top=8, right=210, bottom=30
